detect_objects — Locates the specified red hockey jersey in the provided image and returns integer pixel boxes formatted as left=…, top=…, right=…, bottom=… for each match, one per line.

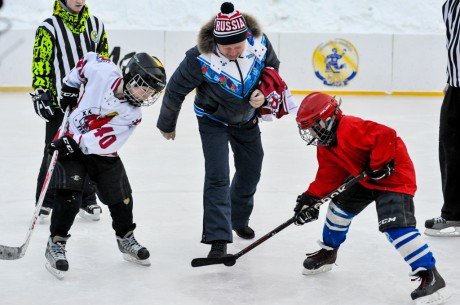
left=306, top=115, right=417, bottom=198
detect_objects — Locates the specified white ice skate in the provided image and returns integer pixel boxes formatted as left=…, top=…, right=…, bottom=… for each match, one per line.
left=39, top=207, right=52, bottom=222
left=45, top=236, right=69, bottom=279
left=424, top=217, right=460, bottom=237
left=116, top=231, right=150, bottom=266
left=78, top=204, right=102, bottom=221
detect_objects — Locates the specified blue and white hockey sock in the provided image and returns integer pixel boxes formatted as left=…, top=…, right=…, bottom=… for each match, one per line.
left=322, top=201, right=356, bottom=249
left=385, top=227, right=436, bottom=271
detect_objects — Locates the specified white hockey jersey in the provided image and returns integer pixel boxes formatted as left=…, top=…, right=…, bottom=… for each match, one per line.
left=62, top=52, right=142, bottom=156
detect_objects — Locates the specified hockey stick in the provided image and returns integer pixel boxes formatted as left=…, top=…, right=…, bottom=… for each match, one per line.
left=0, top=107, right=71, bottom=260
left=191, top=171, right=367, bottom=267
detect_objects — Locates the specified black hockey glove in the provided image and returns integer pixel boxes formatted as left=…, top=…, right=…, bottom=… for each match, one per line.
left=30, top=88, right=54, bottom=121
left=59, top=84, right=80, bottom=110
left=48, top=136, right=82, bottom=158
left=366, top=160, right=395, bottom=180
left=293, top=193, right=320, bottom=225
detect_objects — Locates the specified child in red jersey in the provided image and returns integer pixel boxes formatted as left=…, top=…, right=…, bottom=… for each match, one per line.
left=293, top=92, right=450, bottom=305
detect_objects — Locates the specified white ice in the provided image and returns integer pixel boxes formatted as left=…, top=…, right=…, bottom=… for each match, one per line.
left=0, top=93, right=458, bottom=305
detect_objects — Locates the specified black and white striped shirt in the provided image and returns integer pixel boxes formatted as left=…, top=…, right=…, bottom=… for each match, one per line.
left=40, top=15, right=106, bottom=97
left=444, top=0, right=460, bottom=87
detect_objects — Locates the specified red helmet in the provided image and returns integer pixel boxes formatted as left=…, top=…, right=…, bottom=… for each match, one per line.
left=296, top=92, right=343, bottom=146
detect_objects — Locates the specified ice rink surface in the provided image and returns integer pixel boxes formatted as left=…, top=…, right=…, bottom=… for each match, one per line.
left=0, top=92, right=458, bottom=305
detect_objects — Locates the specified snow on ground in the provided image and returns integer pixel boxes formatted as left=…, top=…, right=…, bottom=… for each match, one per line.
left=0, top=0, right=445, bottom=34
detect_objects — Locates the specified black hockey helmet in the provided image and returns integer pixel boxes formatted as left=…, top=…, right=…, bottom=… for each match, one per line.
left=122, top=52, right=166, bottom=107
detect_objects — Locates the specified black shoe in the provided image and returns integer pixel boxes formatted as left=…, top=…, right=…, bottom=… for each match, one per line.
left=207, top=241, right=227, bottom=258
left=410, top=267, right=450, bottom=303
left=233, top=226, right=255, bottom=240
left=303, top=246, right=338, bottom=275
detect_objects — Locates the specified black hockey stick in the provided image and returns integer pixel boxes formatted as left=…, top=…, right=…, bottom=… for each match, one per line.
left=0, top=107, right=71, bottom=260
left=191, top=171, right=367, bottom=267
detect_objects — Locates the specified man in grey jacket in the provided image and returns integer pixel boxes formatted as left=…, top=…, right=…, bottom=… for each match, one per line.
left=157, top=2, right=280, bottom=258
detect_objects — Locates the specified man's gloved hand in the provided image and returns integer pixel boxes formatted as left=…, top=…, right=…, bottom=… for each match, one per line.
left=48, top=136, right=82, bottom=158
left=366, top=160, right=395, bottom=180
left=59, top=84, right=80, bottom=110
left=293, top=193, right=320, bottom=225
left=30, top=88, right=54, bottom=121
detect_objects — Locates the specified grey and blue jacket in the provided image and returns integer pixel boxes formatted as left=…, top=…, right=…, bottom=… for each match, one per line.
left=157, top=14, right=280, bottom=132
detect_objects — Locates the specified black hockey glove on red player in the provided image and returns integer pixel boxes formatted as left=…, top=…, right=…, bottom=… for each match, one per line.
left=30, top=88, right=54, bottom=121
left=48, top=136, right=82, bottom=159
left=293, top=193, right=320, bottom=225
left=59, top=84, right=80, bottom=110
left=366, top=160, right=395, bottom=180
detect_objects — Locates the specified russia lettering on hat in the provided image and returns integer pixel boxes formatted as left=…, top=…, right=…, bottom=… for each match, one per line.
left=213, top=2, right=248, bottom=45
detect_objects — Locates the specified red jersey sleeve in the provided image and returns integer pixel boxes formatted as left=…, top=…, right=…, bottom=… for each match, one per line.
left=307, top=148, right=350, bottom=198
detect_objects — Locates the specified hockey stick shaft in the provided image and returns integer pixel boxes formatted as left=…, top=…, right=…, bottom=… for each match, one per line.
left=191, top=172, right=367, bottom=267
left=0, top=107, right=70, bottom=260
left=233, top=171, right=367, bottom=260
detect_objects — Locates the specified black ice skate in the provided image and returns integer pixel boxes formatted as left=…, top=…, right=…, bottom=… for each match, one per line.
left=116, top=231, right=150, bottom=266
left=39, top=207, right=52, bottom=221
left=207, top=241, right=227, bottom=258
left=410, top=267, right=451, bottom=305
left=424, top=216, right=460, bottom=237
left=45, top=235, right=69, bottom=279
left=78, top=203, right=102, bottom=221
left=233, top=226, right=255, bottom=240
left=302, top=241, right=338, bottom=275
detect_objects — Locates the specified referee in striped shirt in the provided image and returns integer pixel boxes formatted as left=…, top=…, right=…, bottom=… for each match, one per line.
left=31, top=0, right=108, bottom=221
left=425, top=0, right=460, bottom=236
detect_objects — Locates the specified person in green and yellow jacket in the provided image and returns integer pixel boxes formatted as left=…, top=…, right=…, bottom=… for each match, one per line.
left=31, top=0, right=108, bottom=221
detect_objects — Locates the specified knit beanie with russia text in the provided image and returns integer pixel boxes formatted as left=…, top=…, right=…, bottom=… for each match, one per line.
left=213, top=2, right=248, bottom=45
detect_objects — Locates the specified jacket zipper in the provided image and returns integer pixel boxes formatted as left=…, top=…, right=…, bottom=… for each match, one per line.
left=234, top=59, right=245, bottom=97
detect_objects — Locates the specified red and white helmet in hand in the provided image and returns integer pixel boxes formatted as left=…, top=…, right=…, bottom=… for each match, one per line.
left=296, top=92, right=343, bottom=146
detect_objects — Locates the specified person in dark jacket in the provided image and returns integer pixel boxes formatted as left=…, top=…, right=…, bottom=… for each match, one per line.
left=156, top=2, right=280, bottom=258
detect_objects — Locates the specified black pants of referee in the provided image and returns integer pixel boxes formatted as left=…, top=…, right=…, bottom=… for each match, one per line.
left=439, top=85, right=460, bottom=220
left=35, top=110, right=97, bottom=210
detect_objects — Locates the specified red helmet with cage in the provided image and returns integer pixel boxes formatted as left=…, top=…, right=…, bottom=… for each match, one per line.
left=296, top=92, right=343, bottom=146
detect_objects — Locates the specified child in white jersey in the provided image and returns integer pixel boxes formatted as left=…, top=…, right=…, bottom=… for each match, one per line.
left=44, top=52, right=166, bottom=278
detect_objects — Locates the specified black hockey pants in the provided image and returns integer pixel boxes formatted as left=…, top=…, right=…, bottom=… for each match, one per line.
left=50, top=155, right=135, bottom=237
left=35, top=110, right=97, bottom=209
left=439, top=86, right=460, bottom=220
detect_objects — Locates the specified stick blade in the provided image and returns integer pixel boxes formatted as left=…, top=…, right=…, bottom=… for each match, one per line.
left=191, top=254, right=237, bottom=267
left=0, top=245, right=24, bottom=260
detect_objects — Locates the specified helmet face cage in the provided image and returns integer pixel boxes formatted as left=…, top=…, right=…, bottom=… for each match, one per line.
left=298, top=116, right=337, bottom=146
left=124, top=74, right=161, bottom=107
left=122, top=53, right=166, bottom=107
left=298, top=96, right=342, bottom=146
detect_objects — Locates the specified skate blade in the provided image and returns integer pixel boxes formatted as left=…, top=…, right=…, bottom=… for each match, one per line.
left=424, top=227, right=460, bottom=237
left=302, top=264, right=333, bottom=275
left=414, top=287, right=451, bottom=305
left=122, top=253, right=151, bottom=266
left=78, top=209, right=101, bottom=221
left=45, top=261, right=66, bottom=279
left=39, top=214, right=50, bottom=223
